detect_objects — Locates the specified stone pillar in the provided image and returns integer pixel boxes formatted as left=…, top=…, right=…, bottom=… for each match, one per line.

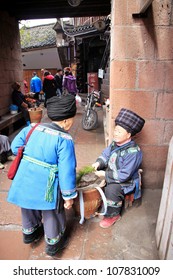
left=155, top=136, right=173, bottom=259
left=109, top=0, right=173, bottom=188
left=0, top=11, right=23, bottom=117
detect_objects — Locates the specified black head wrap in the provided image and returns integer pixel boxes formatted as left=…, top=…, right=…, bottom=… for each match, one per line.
left=47, top=94, right=77, bottom=121
left=11, top=82, right=21, bottom=90
left=115, top=108, right=145, bottom=136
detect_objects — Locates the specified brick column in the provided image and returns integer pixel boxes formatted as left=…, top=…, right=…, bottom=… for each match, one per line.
left=109, top=0, right=173, bottom=188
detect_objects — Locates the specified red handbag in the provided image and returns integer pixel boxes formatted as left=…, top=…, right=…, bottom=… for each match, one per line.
left=7, top=123, right=39, bottom=180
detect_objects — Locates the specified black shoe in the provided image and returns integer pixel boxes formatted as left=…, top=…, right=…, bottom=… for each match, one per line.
left=45, top=236, right=68, bottom=256
left=23, top=224, right=44, bottom=244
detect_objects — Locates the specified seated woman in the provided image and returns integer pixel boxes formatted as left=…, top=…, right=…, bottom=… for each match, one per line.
left=92, top=108, right=145, bottom=228
left=11, top=82, right=40, bottom=126
left=0, top=134, right=15, bottom=169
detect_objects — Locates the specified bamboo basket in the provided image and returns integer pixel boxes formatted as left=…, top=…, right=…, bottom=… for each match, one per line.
left=28, top=107, right=43, bottom=123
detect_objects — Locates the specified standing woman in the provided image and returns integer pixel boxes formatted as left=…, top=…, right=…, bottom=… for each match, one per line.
left=7, top=94, right=77, bottom=256
left=63, top=70, right=78, bottom=96
left=43, top=71, right=57, bottom=107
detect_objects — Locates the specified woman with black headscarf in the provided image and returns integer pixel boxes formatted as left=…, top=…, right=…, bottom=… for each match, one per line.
left=7, top=94, right=77, bottom=256
left=92, top=108, right=145, bottom=229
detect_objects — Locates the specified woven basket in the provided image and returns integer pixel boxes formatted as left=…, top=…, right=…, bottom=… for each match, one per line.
left=73, top=169, right=106, bottom=223
left=28, top=107, right=43, bottom=123
left=73, top=186, right=103, bottom=220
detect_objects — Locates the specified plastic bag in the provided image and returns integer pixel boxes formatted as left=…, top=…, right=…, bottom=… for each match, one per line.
left=75, top=94, right=82, bottom=106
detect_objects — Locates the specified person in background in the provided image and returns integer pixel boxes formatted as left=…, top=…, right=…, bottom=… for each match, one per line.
left=62, top=67, right=71, bottom=85
left=54, top=69, right=63, bottom=96
left=43, top=71, right=57, bottom=107
left=30, top=72, right=42, bottom=101
left=40, top=68, right=47, bottom=102
left=63, top=70, right=78, bottom=96
left=92, top=108, right=145, bottom=229
left=64, top=67, right=71, bottom=73
left=23, top=80, right=29, bottom=94
left=11, top=82, right=39, bottom=126
left=0, top=134, right=15, bottom=169
left=41, top=68, right=46, bottom=82
left=11, top=82, right=31, bottom=126
left=7, top=94, right=77, bottom=257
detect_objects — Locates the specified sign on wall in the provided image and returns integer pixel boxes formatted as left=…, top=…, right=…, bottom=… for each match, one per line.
left=87, top=73, right=98, bottom=93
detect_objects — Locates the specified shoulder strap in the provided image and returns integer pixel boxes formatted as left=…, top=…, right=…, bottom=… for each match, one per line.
left=25, top=123, right=40, bottom=144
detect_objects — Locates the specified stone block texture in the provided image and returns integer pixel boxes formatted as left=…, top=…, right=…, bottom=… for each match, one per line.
left=109, top=0, right=173, bottom=189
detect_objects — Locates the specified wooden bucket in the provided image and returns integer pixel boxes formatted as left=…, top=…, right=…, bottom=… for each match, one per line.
left=28, top=107, right=43, bottom=123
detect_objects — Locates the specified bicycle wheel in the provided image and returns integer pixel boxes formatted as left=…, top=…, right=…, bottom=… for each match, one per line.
left=82, top=109, right=98, bottom=130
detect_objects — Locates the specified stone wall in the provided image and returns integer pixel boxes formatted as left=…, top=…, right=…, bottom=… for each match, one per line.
left=109, top=0, right=173, bottom=188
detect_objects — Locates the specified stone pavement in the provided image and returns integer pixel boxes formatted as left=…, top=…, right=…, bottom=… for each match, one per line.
left=0, top=105, right=162, bottom=260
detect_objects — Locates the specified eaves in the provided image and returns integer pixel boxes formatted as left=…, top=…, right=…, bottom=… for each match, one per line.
left=22, top=44, right=57, bottom=52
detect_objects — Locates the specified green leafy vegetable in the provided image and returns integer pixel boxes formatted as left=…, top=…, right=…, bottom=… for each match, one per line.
left=76, top=165, right=95, bottom=185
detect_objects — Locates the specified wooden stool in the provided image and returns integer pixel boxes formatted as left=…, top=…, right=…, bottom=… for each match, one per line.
left=124, top=169, right=143, bottom=209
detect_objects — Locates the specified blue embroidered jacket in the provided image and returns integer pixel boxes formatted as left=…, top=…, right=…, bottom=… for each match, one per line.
left=96, top=140, right=143, bottom=198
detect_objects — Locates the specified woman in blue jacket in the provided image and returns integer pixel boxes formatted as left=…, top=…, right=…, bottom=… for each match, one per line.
left=7, top=94, right=77, bottom=256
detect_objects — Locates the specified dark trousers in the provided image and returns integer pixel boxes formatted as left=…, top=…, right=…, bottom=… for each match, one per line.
left=104, top=183, right=125, bottom=217
left=21, top=208, right=66, bottom=241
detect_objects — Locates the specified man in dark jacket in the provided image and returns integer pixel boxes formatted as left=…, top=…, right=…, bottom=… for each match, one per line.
left=54, top=69, right=63, bottom=96
left=43, top=71, right=57, bottom=107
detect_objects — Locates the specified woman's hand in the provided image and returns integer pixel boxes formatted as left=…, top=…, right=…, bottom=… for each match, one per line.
left=95, top=170, right=105, bottom=178
left=92, top=162, right=100, bottom=170
left=22, top=102, right=28, bottom=109
left=64, top=199, right=74, bottom=210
